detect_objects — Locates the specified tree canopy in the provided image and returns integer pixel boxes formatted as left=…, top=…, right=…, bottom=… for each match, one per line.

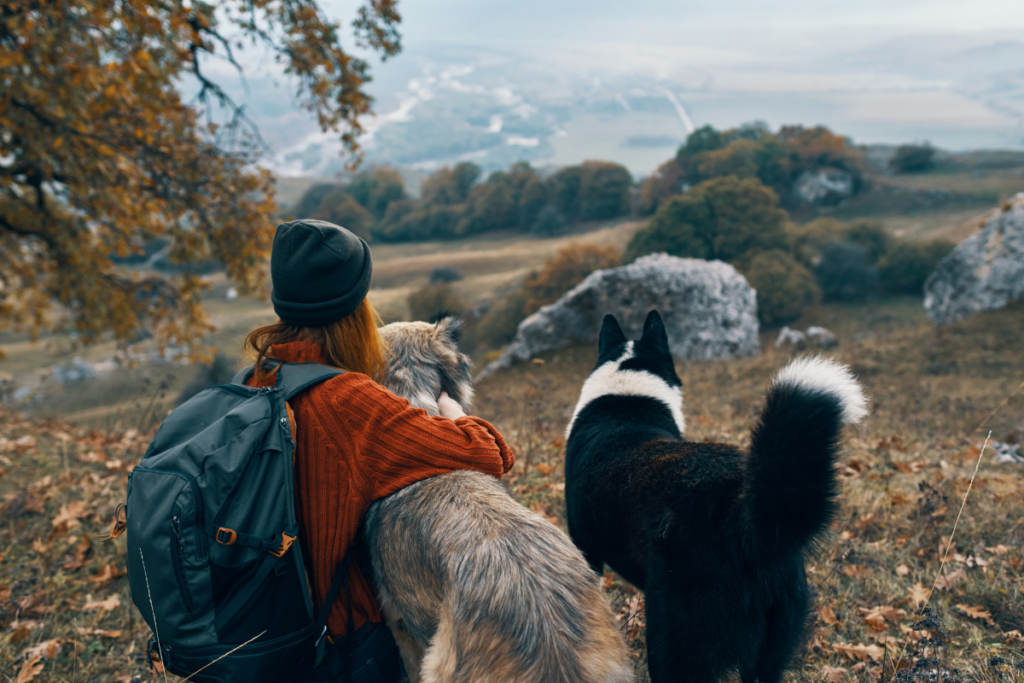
left=1, top=0, right=400, bottom=356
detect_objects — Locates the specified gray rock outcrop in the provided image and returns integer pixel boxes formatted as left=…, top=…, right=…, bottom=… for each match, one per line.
left=925, top=193, right=1024, bottom=324
left=479, top=254, right=759, bottom=378
left=793, top=168, right=855, bottom=206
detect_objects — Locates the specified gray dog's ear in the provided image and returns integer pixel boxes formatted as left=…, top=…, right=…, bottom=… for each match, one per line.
left=434, top=315, right=464, bottom=346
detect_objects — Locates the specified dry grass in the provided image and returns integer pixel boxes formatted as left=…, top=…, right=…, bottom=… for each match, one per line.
left=1, top=296, right=1022, bottom=682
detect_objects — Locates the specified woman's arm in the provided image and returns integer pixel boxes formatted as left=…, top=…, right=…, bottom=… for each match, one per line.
left=326, top=375, right=515, bottom=501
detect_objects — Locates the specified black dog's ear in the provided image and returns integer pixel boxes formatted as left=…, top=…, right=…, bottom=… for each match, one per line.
left=599, top=314, right=627, bottom=354
left=641, top=310, right=669, bottom=349
left=434, top=315, right=464, bottom=345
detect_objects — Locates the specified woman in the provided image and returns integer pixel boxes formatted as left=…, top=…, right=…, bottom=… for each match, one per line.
left=244, top=219, right=515, bottom=682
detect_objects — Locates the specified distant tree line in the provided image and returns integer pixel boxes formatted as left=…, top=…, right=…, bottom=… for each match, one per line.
left=289, top=160, right=634, bottom=243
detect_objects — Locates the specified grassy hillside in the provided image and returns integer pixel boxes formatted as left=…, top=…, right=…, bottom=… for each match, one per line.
left=1, top=296, right=1022, bottom=682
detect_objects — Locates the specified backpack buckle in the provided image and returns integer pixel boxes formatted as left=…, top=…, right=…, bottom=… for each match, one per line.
left=216, top=527, right=237, bottom=546
left=270, top=532, right=296, bottom=558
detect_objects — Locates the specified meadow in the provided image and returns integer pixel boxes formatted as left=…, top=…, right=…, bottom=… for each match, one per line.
left=1, top=155, right=1023, bottom=682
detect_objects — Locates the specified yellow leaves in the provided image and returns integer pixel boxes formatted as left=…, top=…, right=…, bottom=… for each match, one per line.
left=82, top=593, right=120, bottom=612
left=955, top=604, right=995, bottom=626
left=858, top=605, right=906, bottom=631
left=833, top=642, right=885, bottom=662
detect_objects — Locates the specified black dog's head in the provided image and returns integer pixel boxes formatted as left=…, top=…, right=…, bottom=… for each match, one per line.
left=597, top=310, right=682, bottom=390
left=566, top=310, right=685, bottom=438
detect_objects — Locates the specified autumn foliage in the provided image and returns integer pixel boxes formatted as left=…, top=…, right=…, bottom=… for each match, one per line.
left=0, top=0, right=400, bottom=356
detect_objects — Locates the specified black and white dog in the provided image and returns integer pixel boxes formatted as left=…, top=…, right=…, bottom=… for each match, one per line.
left=565, top=310, right=867, bottom=683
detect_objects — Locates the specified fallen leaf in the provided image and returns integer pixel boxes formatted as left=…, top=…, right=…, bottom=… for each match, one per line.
left=909, top=582, right=930, bottom=607
left=955, top=604, right=996, bottom=626
left=934, top=567, right=967, bottom=590
left=528, top=502, right=559, bottom=526
left=51, top=500, right=88, bottom=532
left=896, top=564, right=909, bottom=577
left=900, top=623, right=928, bottom=642
left=23, top=639, right=62, bottom=660
left=822, top=665, right=847, bottom=682
left=89, top=563, right=124, bottom=584
left=842, top=564, right=872, bottom=579
left=62, top=534, right=91, bottom=571
left=986, top=544, right=1012, bottom=555
left=602, top=573, right=615, bottom=590
left=0, top=585, right=9, bottom=602
left=859, top=605, right=906, bottom=631
left=833, top=642, right=885, bottom=662
left=76, top=450, right=106, bottom=464
left=14, top=654, right=44, bottom=683
left=819, top=605, right=839, bottom=626
left=83, top=594, right=120, bottom=612
left=1002, top=630, right=1022, bottom=643
left=76, top=627, right=123, bottom=638
left=30, top=539, right=48, bottom=554
left=17, top=590, right=47, bottom=615
left=534, top=462, right=554, bottom=476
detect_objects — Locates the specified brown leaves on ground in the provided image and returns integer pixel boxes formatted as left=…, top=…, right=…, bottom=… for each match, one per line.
left=955, top=604, right=996, bottom=626
left=14, top=655, right=45, bottom=683
left=842, top=564, right=872, bottom=579
left=76, top=627, right=123, bottom=638
left=934, top=567, right=967, bottom=590
left=819, top=605, right=840, bottom=626
left=859, top=605, right=907, bottom=630
left=89, top=563, right=125, bottom=584
left=822, top=665, right=848, bottom=682
left=909, top=582, right=931, bottom=607
left=23, top=639, right=62, bottom=661
left=833, top=642, right=885, bottom=662
left=82, top=593, right=121, bottom=613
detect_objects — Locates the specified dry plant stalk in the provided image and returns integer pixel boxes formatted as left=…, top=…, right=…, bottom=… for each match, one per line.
left=890, top=431, right=992, bottom=677
left=139, top=548, right=168, bottom=683
left=179, top=630, right=267, bottom=682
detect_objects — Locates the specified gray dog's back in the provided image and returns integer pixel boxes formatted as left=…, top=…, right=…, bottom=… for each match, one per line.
left=369, top=320, right=631, bottom=683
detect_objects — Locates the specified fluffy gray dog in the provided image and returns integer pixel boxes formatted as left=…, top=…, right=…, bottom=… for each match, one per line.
left=369, top=317, right=632, bottom=683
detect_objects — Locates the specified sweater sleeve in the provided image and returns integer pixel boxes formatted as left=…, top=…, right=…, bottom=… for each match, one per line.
left=325, top=374, right=515, bottom=502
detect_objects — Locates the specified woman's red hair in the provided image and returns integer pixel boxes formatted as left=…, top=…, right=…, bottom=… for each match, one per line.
left=244, top=298, right=389, bottom=384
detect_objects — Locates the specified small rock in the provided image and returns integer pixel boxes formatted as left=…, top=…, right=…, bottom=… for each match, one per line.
left=925, top=193, right=1024, bottom=324
left=51, top=357, right=96, bottom=384
left=992, top=442, right=1023, bottom=464
left=774, top=327, right=807, bottom=350
left=806, top=326, right=839, bottom=349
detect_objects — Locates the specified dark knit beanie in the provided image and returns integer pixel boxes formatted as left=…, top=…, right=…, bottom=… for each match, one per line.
left=270, top=219, right=373, bottom=327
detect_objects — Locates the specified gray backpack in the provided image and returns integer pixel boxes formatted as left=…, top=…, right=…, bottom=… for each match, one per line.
left=125, top=362, right=352, bottom=683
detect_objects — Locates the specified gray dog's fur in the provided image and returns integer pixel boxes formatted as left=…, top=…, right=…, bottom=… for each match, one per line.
left=369, top=317, right=632, bottom=683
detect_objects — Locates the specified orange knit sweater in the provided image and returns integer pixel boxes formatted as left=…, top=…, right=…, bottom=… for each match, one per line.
left=249, top=341, right=515, bottom=637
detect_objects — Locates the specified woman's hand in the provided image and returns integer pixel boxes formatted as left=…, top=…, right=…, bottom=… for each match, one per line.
left=437, top=392, right=466, bottom=420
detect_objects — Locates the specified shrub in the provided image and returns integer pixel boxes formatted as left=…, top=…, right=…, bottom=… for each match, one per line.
left=842, top=219, right=891, bottom=264
left=407, top=284, right=467, bottom=323
left=624, top=176, right=790, bottom=264
left=474, top=289, right=528, bottom=350
left=522, top=244, right=620, bottom=315
left=814, top=241, right=878, bottom=302
left=788, top=218, right=845, bottom=268
left=429, top=267, right=463, bottom=285
left=529, top=205, right=564, bottom=236
left=473, top=243, right=621, bottom=351
left=877, top=239, right=955, bottom=295
left=740, top=250, right=820, bottom=326
left=890, top=144, right=936, bottom=173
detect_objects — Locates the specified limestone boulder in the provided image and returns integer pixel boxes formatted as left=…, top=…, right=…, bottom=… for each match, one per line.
left=925, top=193, right=1024, bottom=324
left=478, top=254, right=759, bottom=378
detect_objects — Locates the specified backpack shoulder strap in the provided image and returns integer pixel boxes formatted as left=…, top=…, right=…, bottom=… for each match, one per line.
left=275, top=362, right=345, bottom=401
left=230, top=361, right=343, bottom=400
